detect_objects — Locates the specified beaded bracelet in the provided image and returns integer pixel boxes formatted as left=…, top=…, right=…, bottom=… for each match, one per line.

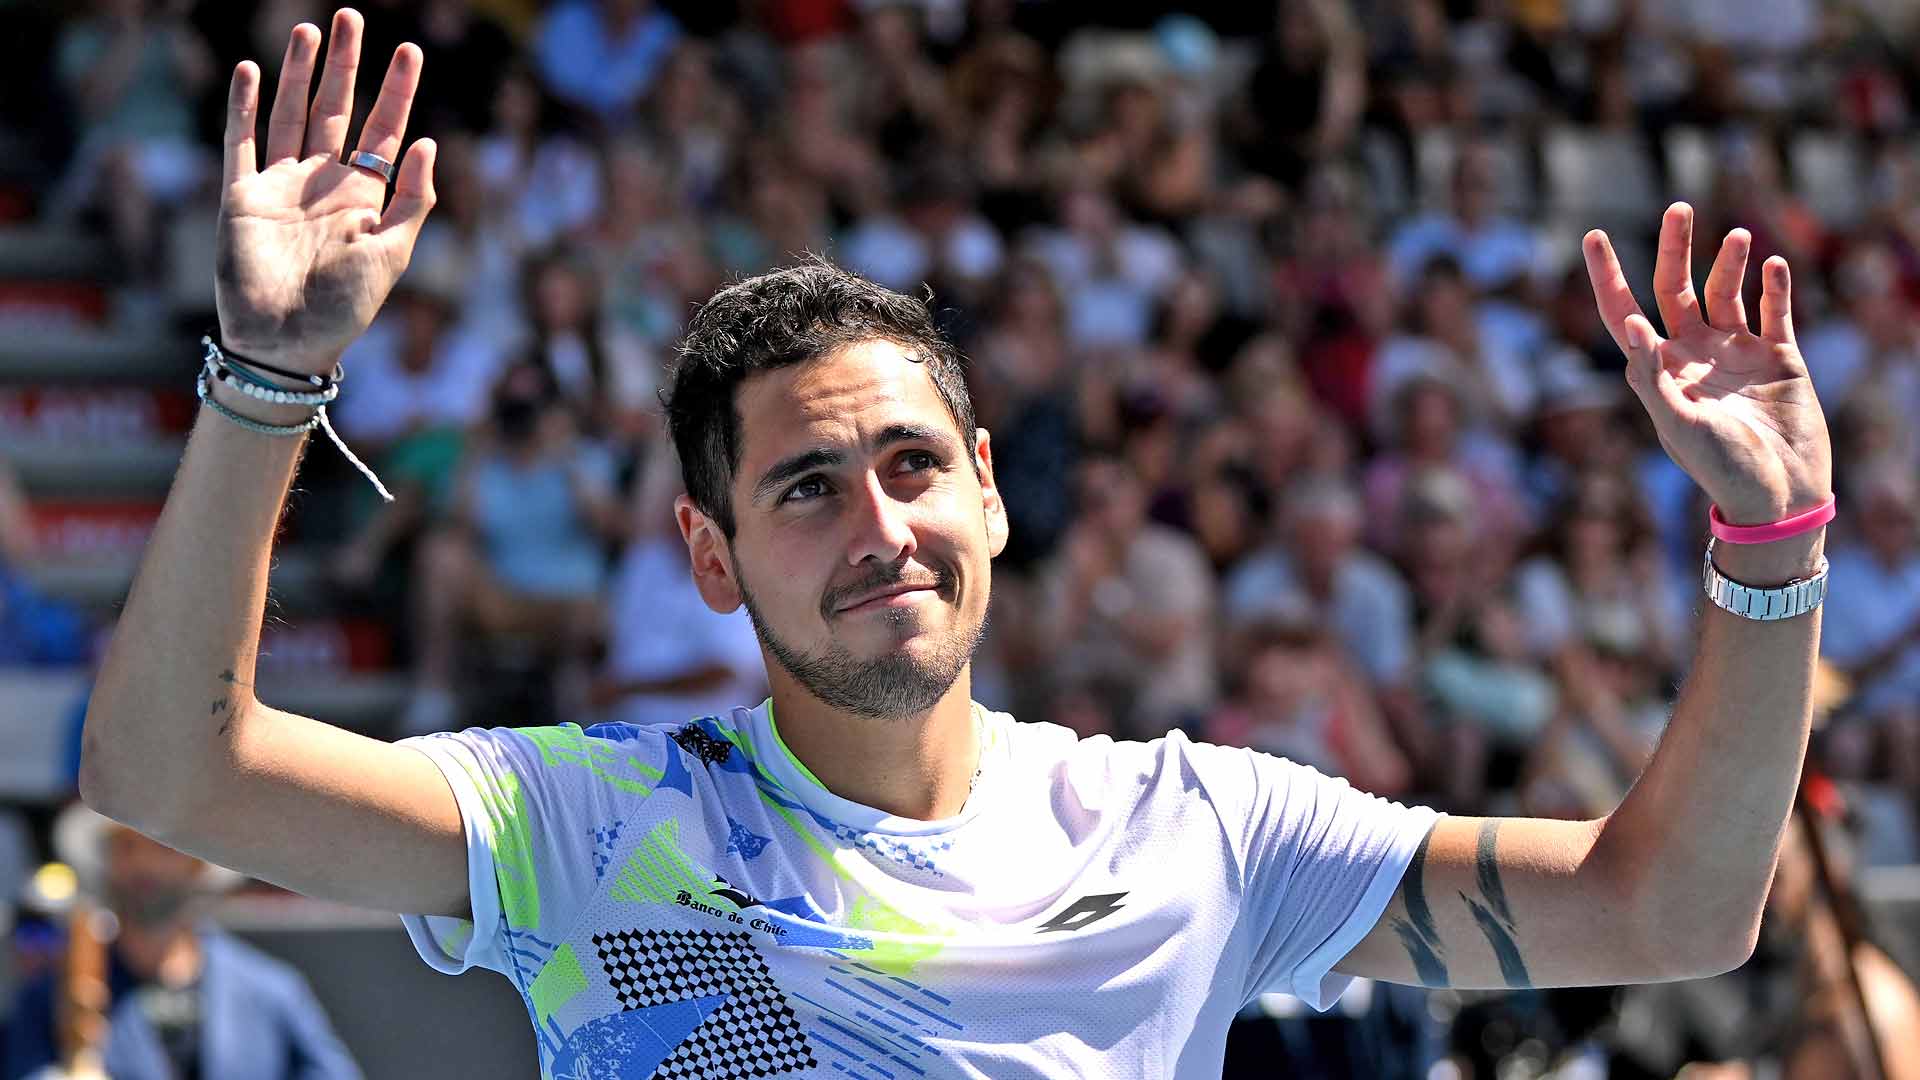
left=205, top=358, right=339, bottom=407
left=193, top=342, right=394, bottom=502
left=196, top=367, right=322, bottom=436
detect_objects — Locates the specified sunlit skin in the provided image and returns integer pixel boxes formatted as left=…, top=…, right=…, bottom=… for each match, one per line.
left=675, top=340, right=1010, bottom=820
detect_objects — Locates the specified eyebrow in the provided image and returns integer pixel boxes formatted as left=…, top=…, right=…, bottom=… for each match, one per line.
left=750, top=422, right=959, bottom=505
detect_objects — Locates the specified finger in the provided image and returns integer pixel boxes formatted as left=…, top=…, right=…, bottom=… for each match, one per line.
left=1701, top=227, right=1750, bottom=333
left=376, top=137, right=438, bottom=252
left=1582, top=229, right=1647, bottom=355
left=1651, top=202, right=1703, bottom=335
left=354, top=43, right=422, bottom=164
left=303, top=8, right=364, bottom=160
left=221, top=61, right=261, bottom=185
left=264, top=22, right=322, bottom=164
left=1759, top=255, right=1795, bottom=345
left=1621, top=313, right=1695, bottom=424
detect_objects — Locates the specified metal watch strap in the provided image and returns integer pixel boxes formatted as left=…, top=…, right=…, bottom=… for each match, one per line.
left=1701, top=538, right=1829, bottom=621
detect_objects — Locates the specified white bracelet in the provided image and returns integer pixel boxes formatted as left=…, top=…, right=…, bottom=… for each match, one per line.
left=203, top=358, right=339, bottom=407
left=193, top=348, right=395, bottom=503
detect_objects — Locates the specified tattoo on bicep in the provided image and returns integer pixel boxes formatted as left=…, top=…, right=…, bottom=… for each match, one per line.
left=1388, top=830, right=1449, bottom=985
left=1462, top=820, right=1531, bottom=987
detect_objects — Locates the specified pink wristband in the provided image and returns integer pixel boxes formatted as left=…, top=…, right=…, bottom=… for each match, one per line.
left=1708, top=495, right=1836, bottom=544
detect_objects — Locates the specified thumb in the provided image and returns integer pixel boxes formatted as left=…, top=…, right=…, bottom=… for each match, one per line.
left=1620, top=313, right=1691, bottom=421
left=376, top=137, right=437, bottom=255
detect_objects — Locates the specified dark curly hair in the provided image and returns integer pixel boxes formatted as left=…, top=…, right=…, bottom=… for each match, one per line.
left=663, top=259, right=977, bottom=538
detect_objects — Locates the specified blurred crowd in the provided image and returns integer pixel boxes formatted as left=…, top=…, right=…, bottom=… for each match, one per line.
left=6, top=0, right=1920, bottom=1076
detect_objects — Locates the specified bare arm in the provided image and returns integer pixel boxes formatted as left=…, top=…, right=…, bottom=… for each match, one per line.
left=80, top=11, right=465, bottom=919
left=1339, top=204, right=1834, bottom=988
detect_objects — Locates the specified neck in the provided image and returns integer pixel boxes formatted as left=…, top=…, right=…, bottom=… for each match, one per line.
left=117, top=922, right=201, bottom=987
left=766, top=670, right=980, bottom=820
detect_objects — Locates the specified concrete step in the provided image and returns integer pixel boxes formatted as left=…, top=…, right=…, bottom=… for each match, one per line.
left=0, top=326, right=187, bottom=384
left=3, top=434, right=184, bottom=498
left=0, top=225, right=117, bottom=282
left=17, top=546, right=331, bottom=614
left=0, top=666, right=411, bottom=801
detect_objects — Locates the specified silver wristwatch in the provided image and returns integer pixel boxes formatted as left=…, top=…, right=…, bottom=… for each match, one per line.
left=1701, top=538, right=1829, bottom=621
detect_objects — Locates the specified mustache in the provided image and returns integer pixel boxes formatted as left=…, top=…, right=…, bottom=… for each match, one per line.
left=820, top=562, right=952, bottom=618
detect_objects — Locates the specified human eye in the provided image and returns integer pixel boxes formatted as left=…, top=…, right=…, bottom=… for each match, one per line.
left=781, top=475, right=831, bottom=504
left=899, top=449, right=942, bottom=473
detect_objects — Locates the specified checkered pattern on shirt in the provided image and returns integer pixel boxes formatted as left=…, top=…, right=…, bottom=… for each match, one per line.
left=591, top=927, right=817, bottom=1079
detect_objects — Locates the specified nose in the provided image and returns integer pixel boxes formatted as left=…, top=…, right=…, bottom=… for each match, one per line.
left=846, top=469, right=917, bottom=566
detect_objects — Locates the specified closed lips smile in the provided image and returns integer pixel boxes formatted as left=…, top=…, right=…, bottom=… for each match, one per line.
left=838, top=585, right=937, bottom=612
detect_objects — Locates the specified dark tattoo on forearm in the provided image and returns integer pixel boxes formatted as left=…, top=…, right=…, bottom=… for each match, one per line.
left=212, top=668, right=249, bottom=736
left=1388, top=830, right=1449, bottom=985
left=1463, top=820, right=1531, bottom=987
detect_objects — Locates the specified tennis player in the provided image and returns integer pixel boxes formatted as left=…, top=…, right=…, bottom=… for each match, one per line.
left=80, top=11, right=1837, bottom=1078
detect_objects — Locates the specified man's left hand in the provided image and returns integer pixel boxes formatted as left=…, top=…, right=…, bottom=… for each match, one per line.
left=1583, top=203, right=1832, bottom=525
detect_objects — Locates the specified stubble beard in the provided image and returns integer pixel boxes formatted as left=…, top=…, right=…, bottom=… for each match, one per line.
left=735, top=564, right=986, bottom=722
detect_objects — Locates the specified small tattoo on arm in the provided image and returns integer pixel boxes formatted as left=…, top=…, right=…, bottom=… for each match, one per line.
left=1464, top=821, right=1532, bottom=987
left=1390, top=830, right=1449, bottom=985
left=212, top=669, right=247, bottom=736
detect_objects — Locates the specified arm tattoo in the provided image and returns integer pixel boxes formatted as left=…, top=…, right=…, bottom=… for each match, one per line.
left=1387, top=830, right=1449, bottom=985
left=212, top=668, right=250, bottom=736
left=1461, top=820, right=1531, bottom=987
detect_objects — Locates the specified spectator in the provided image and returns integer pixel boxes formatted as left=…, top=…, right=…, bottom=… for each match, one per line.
left=1206, top=613, right=1413, bottom=797
left=50, top=0, right=215, bottom=286
left=3, top=805, right=359, bottom=1080
left=1369, top=255, right=1536, bottom=436
left=1030, top=181, right=1185, bottom=350
left=1234, top=0, right=1367, bottom=191
left=387, top=0, right=516, bottom=137
left=532, top=0, right=682, bottom=129
left=325, top=258, right=507, bottom=591
left=591, top=442, right=767, bottom=728
left=402, top=364, right=626, bottom=735
left=1394, top=466, right=1550, bottom=811
left=1386, top=140, right=1538, bottom=295
left=475, top=65, right=603, bottom=250
left=1819, top=461, right=1920, bottom=793
left=1515, top=471, right=1691, bottom=680
left=1023, top=456, right=1217, bottom=737
left=404, top=133, right=526, bottom=343
left=840, top=160, right=1005, bottom=300
left=1362, top=374, right=1527, bottom=557
left=582, top=138, right=717, bottom=349
left=517, top=249, right=661, bottom=447
left=1226, top=475, right=1414, bottom=695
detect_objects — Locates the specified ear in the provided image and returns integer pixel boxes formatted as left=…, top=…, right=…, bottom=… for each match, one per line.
left=974, top=428, right=1010, bottom=558
left=675, top=494, right=744, bottom=613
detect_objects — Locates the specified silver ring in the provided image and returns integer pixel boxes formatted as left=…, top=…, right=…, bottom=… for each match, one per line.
left=343, top=150, right=396, bottom=184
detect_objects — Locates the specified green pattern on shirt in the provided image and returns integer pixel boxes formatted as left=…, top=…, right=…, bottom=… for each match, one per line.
left=610, top=819, right=710, bottom=905
left=520, top=723, right=665, bottom=796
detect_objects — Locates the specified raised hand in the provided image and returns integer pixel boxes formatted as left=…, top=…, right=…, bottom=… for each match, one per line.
left=1584, top=203, right=1832, bottom=526
left=214, top=9, right=436, bottom=374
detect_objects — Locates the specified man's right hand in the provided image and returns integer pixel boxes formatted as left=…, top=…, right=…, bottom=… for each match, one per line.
left=214, top=8, right=436, bottom=374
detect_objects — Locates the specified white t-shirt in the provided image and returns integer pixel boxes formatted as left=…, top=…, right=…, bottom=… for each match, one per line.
left=399, top=701, right=1437, bottom=1079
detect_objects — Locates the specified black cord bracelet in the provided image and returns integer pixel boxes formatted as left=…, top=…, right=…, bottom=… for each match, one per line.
left=201, top=333, right=344, bottom=389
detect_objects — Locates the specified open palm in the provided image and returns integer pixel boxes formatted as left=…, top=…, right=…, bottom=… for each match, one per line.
left=214, top=9, right=436, bottom=373
left=1584, top=204, right=1832, bottom=525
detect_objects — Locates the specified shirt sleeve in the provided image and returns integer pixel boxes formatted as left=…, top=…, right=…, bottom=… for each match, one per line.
left=396, top=724, right=637, bottom=985
left=1185, top=737, right=1439, bottom=1011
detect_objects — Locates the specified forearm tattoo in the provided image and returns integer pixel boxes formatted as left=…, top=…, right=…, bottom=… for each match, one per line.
left=1388, top=831, right=1448, bottom=985
left=1460, top=820, right=1531, bottom=988
left=1390, top=821, right=1533, bottom=989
